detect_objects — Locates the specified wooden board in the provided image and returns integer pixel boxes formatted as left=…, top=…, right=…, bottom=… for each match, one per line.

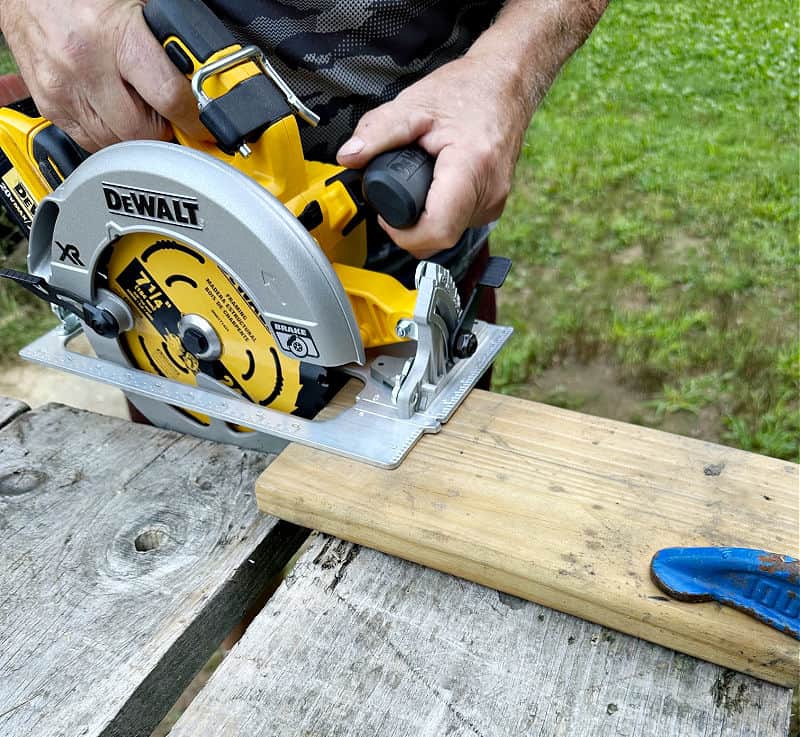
left=257, top=389, right=800, bottom=687
left=0, top=401, right=308, bottom=737
left=169, top=534, right=792, bottom=737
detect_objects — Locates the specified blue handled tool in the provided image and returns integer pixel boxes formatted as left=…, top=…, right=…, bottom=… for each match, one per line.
left=650, top=547, right=799, bottom=640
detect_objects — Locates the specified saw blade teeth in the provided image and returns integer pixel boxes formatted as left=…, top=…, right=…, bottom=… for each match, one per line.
left=437, top=267, right=461, bottom=316
left=415, top=261, right=460, bottom=312
left=414, top=261, right=463, bottom=337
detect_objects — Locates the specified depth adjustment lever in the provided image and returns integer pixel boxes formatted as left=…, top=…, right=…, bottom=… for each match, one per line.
left=0, top=268, right=120, bottom=338
left=450, top=256, right=512, bottom=359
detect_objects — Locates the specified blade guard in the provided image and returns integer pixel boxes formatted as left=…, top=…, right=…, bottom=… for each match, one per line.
left=27, top=140, right=365, bottom=367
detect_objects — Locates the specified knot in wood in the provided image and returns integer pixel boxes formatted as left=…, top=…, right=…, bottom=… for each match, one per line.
left=134, top=528, right=168, bottom=552
left=0, top=466, right=47, bottom=496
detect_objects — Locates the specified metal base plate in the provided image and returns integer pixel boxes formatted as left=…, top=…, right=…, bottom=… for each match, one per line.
left=20, top=322, right=512, bottom=468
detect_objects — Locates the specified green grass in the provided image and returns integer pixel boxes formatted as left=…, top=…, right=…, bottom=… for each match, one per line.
left=492, top=0, right=799, bottom=460
left=0, top=233, right=58, bottom=355
left=0, top=48, right=60, bottom=349
left=0, top=46, right=15, bottom=74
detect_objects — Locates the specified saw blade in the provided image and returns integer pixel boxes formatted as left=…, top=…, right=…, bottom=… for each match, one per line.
left=104, top=232, right=329, bottom=426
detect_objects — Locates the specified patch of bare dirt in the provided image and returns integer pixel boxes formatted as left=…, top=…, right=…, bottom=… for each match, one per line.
left=663, top=233, right=709, bottom=258
left=513, top=358, right=648, bottom=422
left=512, top=357, right=725, bottom=444
left=611, top=244, right=644, bottom=265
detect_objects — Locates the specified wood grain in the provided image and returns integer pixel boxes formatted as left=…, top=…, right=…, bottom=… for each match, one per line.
left=257, top=389, right=800, bottom=687
left=170, top=534, right=793, bottom=737
left=0, top=402, right=308, bottom=737
left=0, top=397, right=27, bottom=429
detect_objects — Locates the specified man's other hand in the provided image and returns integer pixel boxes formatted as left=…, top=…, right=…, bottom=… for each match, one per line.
left=336, top=55, right=529, bottom=259
left=0, top=0, right=206, bottom=151
left=337, top=0, right=607, bottom=258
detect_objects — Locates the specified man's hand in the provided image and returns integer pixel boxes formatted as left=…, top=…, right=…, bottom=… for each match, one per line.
left=0, top=0, right=205, bottom=151
left=337, top=0, right=607, bottom=258
left=337, top=55, right=529, bottom=259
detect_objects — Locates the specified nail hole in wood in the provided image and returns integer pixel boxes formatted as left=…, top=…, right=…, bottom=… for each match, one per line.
left=134, top=529, right=166, bottom=552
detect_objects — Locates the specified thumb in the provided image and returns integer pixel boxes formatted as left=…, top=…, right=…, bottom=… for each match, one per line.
left=336, top=100, right=433, bottom=168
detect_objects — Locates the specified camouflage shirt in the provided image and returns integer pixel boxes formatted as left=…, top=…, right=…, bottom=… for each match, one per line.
left=205, top=0, right=504, bottom=281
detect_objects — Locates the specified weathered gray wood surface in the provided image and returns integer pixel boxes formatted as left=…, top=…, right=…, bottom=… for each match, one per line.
left=0, top=401, right=308, bottom=737
left=171, top=534, right=793, bottom=737
left=0, top=397, right=27, bottom=429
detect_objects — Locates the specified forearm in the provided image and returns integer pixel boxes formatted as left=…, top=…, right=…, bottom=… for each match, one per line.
left=468, top=0, right=609, bottom=118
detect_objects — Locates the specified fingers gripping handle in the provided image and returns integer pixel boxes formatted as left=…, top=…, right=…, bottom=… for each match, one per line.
left=362, top=147, right=434, bottom=229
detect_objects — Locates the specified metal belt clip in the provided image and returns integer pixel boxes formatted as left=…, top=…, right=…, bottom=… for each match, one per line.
left=190, top=45, right=321, bottom=146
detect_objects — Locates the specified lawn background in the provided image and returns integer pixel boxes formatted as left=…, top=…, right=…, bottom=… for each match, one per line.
left=491, top=0, right=798, bottom=461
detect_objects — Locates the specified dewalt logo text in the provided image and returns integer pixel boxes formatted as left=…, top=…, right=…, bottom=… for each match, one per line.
left=102, top=182, right=203, bottom=230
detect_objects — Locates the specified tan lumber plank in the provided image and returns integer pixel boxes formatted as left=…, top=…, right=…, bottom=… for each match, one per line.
left=169, top=534, right=792, bottom=737
left=0, top=403, right=308, bottom=737
left=257, top=389, right=800, bottom=687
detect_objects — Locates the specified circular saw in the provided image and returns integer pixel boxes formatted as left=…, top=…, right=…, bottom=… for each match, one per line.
left=0, top=0, right=513, bottom=467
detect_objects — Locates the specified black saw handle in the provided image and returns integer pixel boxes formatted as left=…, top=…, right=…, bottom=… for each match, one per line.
left=144, top=0, right=239, bottom=69
left=362, top=147, right=434, bottom=229
left=32, top=122, right=89, bottom=187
